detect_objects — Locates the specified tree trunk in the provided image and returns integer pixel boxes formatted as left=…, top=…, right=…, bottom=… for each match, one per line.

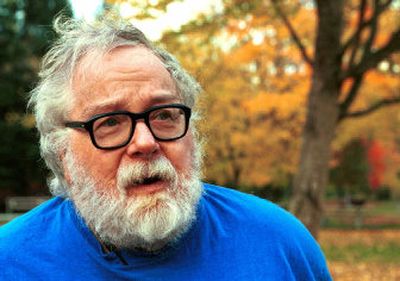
left=289, top=0, right=344, bottom=238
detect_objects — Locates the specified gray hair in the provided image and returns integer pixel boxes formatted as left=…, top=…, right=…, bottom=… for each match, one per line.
left=28, top=15, right=202, bottom=197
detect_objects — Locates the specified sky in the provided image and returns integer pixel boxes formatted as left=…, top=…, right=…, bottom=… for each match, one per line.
left=69, top=0, right=103, bottom=22
left=69, top=0, right=222, bottom=40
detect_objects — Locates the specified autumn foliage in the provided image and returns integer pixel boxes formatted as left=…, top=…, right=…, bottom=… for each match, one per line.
left=108, top=0, right=400, bottom=197
left=366, top=140, right=385, bottom=190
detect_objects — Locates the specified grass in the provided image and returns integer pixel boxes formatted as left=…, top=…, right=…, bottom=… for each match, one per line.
left=320, top=229, right=400, bottom=262
left=368, top=200, right=400, bottom=215
left=323, top=241, right=400, bottom=263
left=320, top=229, right=400, bottom=280
left=319, top=201, right=400, bottom=280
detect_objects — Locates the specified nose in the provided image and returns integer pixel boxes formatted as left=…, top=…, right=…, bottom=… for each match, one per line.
left=126, top=121, right=159, bottom=158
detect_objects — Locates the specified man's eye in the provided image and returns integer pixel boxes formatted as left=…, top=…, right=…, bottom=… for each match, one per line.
left=101, top=118, right=119, bottom=127
left=95, top=117, right=121, bottom=131
left=156, top=111, right=174, bottom=120
left=152, top=108, right=182, bottom=121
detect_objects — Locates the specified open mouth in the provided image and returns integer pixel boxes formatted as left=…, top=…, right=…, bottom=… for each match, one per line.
left=142, top=176, right=162, bottom=185
left=132, top=175, right=163, bottom=186
left=124, top=175, right=167, bottom=196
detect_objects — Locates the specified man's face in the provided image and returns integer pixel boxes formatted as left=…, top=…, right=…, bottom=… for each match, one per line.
left=64, top=46, right=202, bottom=250
left=68, top=46, right=195, bottom=196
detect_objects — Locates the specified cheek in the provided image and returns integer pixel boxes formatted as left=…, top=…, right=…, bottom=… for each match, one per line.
left=69, top=134, right=121, bottom=185
left=163, top=134, right=195, bottom=173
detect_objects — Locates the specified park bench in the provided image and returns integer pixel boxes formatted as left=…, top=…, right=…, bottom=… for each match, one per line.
left=0, top=196, right=50, bottom=224
left=5, top=196, right=50, bottom=213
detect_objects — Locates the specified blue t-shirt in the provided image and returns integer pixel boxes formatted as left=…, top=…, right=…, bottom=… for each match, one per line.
left=0, top=183, right=332, bottom=280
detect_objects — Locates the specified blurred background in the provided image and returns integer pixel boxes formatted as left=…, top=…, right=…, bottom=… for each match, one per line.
left=1, top=0, right=399, bottom=279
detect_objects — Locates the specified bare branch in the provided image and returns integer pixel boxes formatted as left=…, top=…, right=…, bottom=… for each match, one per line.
left=343, top=28, right=400, bottom=79
left=342, top=21, right=368, bottom=54
left=360, top=0, right=381, bottom=57
left=346, top=0, right=367, bottom=68
left=341, top=96, right=400, bottom=119
left=338, top=0, right=399, bottom=120
left=338, top=75, right=364, bottom=121
left=271, top=0, right=314, bottom=67
left=341, top=0, right=393, bottom=55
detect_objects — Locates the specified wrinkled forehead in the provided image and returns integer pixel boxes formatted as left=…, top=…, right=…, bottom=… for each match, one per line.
left=69, top=45, right=179, bottom=107
left=72, top=45, right=170, bottom=87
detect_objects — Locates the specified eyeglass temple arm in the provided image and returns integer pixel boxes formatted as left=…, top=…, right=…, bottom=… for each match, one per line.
left=65, top=121, right=86, bottom=129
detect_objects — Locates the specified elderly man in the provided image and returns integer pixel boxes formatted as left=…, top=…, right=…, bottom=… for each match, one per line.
left=0, top=16, right=332, bottom=280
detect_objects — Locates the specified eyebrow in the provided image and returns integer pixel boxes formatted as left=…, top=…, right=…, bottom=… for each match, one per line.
left=81, top=94, right=181, bottom=120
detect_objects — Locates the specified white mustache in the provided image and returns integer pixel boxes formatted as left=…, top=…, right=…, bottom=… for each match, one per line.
left=117, top=157, right=177, bottom=192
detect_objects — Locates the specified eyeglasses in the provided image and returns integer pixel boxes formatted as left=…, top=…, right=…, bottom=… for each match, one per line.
left=65, top=104, right=191, bottom=150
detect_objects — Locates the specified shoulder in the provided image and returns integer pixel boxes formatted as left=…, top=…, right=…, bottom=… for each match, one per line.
left=202, top=183, right=316, bottom=239
left=201, top=183, right=332, bottom=280
left=202, top=183, right=298, bottom=227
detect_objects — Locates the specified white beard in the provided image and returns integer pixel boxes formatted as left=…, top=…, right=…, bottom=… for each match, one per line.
left=66, top=151, right=203, bottom=252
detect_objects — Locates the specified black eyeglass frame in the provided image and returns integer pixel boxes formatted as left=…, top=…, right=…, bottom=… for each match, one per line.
left=65, top=103, right=192, bottom=150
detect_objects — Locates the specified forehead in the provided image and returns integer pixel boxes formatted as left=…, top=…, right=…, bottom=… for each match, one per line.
left=75, top=45, right=168, bottom=80
left=70, top=46, right=179, bottom=118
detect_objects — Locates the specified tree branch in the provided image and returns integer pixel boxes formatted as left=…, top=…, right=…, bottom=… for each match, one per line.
left=346, top=0, right=367, bottom=68
left=360, top=0, right=381, bottom=59
left=341, top=96, right=400, bottom=119
left=342, top=21, right=368, bottom=54
left=271, top=0, right=314, bottom=67
left=341, top=0, right=393, bottom=55
left=339, top=0, right=398, bottom=120
left=343, top=28, right=400, bottom=79
left=338, top=75, right=364, bottom=121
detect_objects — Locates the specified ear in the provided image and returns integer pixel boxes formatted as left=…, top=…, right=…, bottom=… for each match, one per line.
left=59, top=149, right=72, bottom=186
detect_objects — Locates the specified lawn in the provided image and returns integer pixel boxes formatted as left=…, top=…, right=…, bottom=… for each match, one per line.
left=320, top=229, right=400, bottom=280
left=318, top=200, right=400, bottom=280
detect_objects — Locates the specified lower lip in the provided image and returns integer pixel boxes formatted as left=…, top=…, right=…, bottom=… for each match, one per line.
left=125, top=180, right=167, bottom=196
